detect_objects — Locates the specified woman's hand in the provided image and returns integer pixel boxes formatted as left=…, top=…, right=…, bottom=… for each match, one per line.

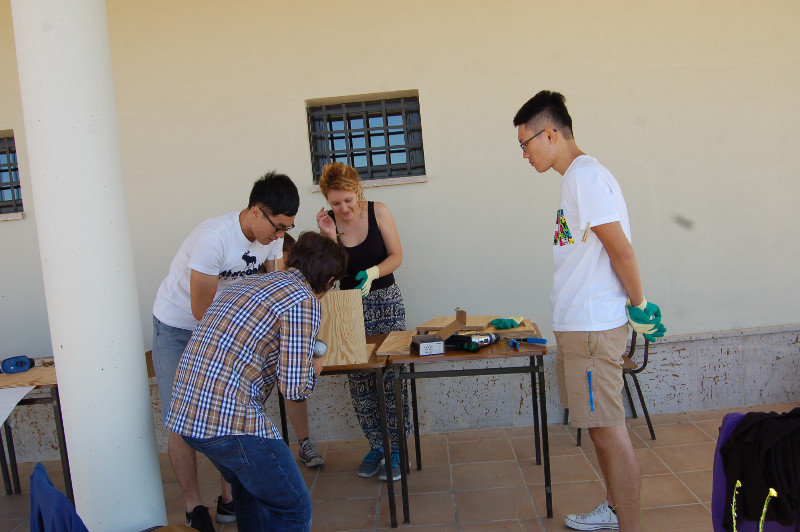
left=316, top=207, right=337, bottom=240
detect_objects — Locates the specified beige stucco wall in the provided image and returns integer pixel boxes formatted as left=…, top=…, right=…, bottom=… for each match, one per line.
left=2, top=1, right=799, bottom=356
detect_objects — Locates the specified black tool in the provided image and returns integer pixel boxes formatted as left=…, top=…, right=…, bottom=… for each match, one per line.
left=445, top=335, right=481, bottom=353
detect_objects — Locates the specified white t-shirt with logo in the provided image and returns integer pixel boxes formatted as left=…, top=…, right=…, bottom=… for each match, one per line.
left=551, top=155, right=630, bottom=332
left=153, top=211, right=284, bottom=330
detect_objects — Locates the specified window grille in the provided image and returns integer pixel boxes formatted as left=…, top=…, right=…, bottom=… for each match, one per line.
left=307, top=96, right=426, bottom=183
left=0, top=136, right=22, bottom=214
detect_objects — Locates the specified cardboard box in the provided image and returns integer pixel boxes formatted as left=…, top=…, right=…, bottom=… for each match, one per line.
left=410, top=334, right=444, bottom=356
left=411, top=309, right=467, bottom=356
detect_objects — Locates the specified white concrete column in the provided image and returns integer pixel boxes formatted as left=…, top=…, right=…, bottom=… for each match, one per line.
left=10, top=1, right=167, bottom=529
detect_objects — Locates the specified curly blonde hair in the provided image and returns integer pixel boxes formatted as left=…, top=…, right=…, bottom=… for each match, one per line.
left=318, top=162, right=366, bottom=203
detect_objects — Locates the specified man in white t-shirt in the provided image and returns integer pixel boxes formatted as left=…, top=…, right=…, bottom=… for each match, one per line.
left=152, top=171, right=322, bottom=531
left=513, top=92, right=665, bottom=532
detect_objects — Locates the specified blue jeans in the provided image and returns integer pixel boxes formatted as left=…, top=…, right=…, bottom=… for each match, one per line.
left=183, top=434, right=312, bottom=532
left=152, top=316, right=193, bottom=423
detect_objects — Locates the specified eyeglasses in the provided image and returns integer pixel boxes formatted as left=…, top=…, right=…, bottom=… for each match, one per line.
left=260, top=208, right=294, bottom=234
left=519, top=128, right=556, bottom=152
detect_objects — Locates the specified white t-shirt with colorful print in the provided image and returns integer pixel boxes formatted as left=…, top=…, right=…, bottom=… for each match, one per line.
left=551, top=155, right=631, bottom=332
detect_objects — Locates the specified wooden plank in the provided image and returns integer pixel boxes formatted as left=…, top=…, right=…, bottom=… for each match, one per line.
left=376, top=330, right=414, bottom=357
left=0, top=366, right=57, bottom=389
left=475, top=319, right=542, bottom=339
left=317, top=289, right=369, bottom=366
left=417, top=315, right=500, bottom=333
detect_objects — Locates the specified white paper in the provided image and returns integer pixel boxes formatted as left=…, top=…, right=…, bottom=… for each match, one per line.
left=0, top=386, right=35, bottom=425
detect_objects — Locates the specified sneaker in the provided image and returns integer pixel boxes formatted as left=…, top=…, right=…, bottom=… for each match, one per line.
left=378, top=450, right=402, bottom=482
left=299, top=438, right=324, bottom=468
left=186, top=505, right=216, bottom=532
left=357, top=448, right=383, bottom=478
left=215, top=496, right=236, bottom=524
left=564, top=501, right=619, bottom=530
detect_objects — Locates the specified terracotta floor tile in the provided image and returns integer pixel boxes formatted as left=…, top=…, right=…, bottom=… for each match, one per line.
left=377, top=526, right=457, bottom=532
left=324, top=438, right=369, bottom=452
left=447, top=428, right=509, bottom=442
left=0, top=519, right=27, bottom=532
left=635, top=448, right=671, bottom=475
left=379, top=492, right=456, bottom=527
left=653, top=442, right=716, bottom=472
left=311, top=497, right=377, bottom=532
left=693, top=419, right=722, bottom=440
left=521, top=454, right=598, bottom=486
left=640, top=503, right=711, bottom=531
left=413, top=441, right=449, bottom=468
left=530, top=480, right=606, bottom=517
left=641, top=474, right=698, bottom=507
left=455, top=486, right=537, bottom=522
left=677, top=470, right=713, bottom=504
left=449, top=438, right=515, bottom=463
left=460, top=518, right=544, bottom=531
left=453, top=460, right=525, bottom=491
left=311, top=471, right=381, bottom=500
left=535, top=432, right=582, bottom=457
left=11, top=402, right=792, bottom=531
left=636, top=422, right=714, bottom=447
left=405, top=464, right=452, bottom=494
left=319, top=448, right=372, bottom=474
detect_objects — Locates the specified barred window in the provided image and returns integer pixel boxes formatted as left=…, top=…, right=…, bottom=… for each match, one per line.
left=307, top=96, right=426, bottom=184
left=0, top=135, right=22, bottom=214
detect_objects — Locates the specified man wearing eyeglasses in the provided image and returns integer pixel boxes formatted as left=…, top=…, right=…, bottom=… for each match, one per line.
left=152, top=171, right=317, bottom=531
left=513, top=92, right=665, bottom=532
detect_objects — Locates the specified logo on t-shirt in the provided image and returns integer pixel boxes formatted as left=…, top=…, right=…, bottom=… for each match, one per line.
left=219, top=251, right=261, bottom=280
left=554, top=209, right=575, bottom=246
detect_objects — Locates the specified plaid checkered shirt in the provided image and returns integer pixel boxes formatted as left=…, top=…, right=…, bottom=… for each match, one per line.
left=165, top=268, right=320, bottom=439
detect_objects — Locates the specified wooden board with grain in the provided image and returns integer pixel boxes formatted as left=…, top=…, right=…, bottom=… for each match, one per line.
left=475, top=319, right=542, bottom=338
left=0, top=366, right=58, bottom=389
left=416, top=315, right=500, bottom=334
left=375, top=330, right=414, bottom=357
left=317, top=289, right=369, bottom=366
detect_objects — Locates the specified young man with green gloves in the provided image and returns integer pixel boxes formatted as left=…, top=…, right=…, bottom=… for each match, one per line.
left=513, top=91, right=665, bottom=531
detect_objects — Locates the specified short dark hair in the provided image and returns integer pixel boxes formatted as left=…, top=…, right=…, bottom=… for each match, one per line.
left=513, top=91, right=574, bottom=139
left=248, top=171, right=300, bottom=217
left=286, top=232, right=348, bottom=294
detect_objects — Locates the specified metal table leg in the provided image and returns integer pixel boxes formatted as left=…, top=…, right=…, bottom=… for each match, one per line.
left=394, top=367, right=410, bottom=523
left=534, top=355, right=552, bottom=518
left=409, top=363, right=421, bottom=470
left=51, top=387, right=74, bottom=505
left=2, top=422, right=20, bottom=494
left=375, top=366, right=398, bottom=528
left=0, top=429, right=11, bottom=495
left=277, top=392, right=289, bottom=442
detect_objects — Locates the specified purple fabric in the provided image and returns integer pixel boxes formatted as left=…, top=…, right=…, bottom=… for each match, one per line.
left=712, top=413, right=799, bottom=532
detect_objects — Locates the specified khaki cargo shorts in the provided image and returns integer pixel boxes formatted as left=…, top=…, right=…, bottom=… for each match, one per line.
left=554, top=324, right=629, bottom=429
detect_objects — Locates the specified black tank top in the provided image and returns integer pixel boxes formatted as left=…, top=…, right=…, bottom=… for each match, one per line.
left=329, top=201, right=395, bottom=292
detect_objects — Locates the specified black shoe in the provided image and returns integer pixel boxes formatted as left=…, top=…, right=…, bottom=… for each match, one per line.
left=215, top=496, right=236, bottom=524
left=186, top=505, right=216, bottom=532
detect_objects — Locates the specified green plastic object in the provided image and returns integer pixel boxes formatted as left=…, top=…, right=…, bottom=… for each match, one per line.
left=490, top=318, right=519, bottom=330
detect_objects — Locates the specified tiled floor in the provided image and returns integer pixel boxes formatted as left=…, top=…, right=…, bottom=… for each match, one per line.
left=3, top=402, right=797, bottom=531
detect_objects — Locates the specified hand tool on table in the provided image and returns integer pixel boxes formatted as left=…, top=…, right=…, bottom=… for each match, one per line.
left=508, top=336, right=548, bottom=349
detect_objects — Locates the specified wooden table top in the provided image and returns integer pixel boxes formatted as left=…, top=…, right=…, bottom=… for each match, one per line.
left=0, top=366, right=57, bottom=389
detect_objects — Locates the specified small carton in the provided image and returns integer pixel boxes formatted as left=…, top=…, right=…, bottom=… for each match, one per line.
left=411, top=309, right=467, bottom=356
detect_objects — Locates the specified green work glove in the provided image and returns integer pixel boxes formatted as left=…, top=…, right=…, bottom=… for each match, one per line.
left=491, top=318, right=519, bottom=330
left=355, top=266, right=380, bottom=297
left=627, top=298, right=666, bottom=342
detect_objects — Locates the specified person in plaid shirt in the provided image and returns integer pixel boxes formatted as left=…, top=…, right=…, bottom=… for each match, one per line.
left=166, top=232, right=348, bottom=532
